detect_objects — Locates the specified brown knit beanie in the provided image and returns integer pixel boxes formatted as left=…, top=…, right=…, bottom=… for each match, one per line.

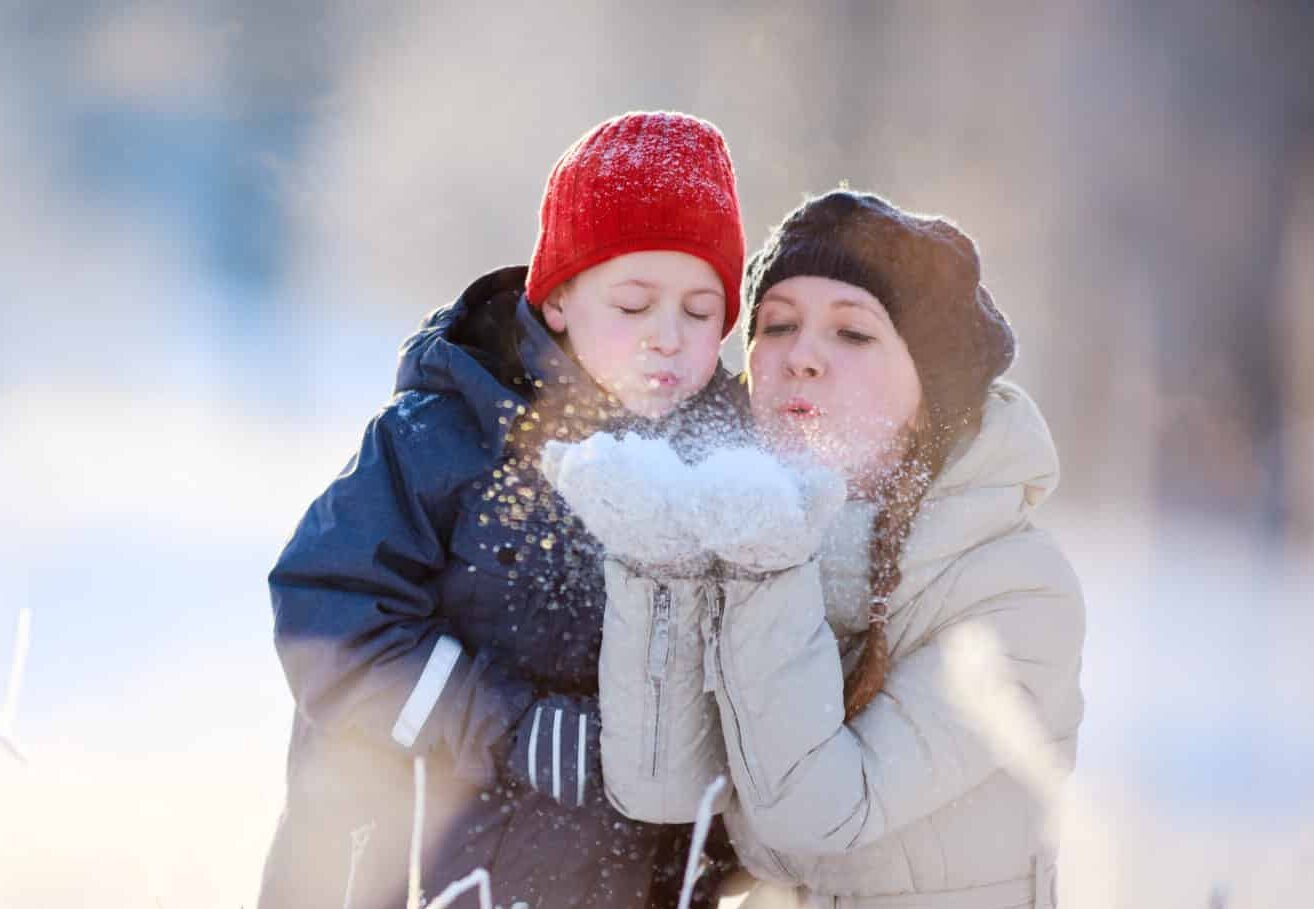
left=743, top=189, right=1015, bottom=468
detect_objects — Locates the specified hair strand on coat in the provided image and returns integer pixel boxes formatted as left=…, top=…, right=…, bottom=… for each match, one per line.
left=844, top=429, right=934, bottom=720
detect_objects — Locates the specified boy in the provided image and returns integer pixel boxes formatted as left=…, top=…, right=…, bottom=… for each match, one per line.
left=259, top=112, right=746, bottom=909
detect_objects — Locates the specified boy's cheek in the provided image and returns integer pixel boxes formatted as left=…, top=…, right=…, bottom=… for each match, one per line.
left=691, top=333, right=724, bottom=375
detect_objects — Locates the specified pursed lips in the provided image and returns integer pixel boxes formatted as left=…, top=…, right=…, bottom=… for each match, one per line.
left=644, top=371, right=681, bottom=389
left=779, top=396, right=822, bottom=417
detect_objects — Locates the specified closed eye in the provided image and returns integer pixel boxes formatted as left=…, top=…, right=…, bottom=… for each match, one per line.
left=839, top=329, right=875, bottom=344
left=760, top=323, right=796, bottom=336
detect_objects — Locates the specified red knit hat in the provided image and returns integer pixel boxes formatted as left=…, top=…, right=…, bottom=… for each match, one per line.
left=526, top=111, right=745, bottom=337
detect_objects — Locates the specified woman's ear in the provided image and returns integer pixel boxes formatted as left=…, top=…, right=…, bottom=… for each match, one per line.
left=541, top=285, right=569, bottom=334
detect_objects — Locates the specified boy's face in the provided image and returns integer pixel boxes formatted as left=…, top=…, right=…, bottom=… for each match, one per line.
left=542, top=250, right=726, bottom=419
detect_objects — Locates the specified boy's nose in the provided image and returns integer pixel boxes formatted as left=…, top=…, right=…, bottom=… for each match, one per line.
left=647, top=311, right=682, bottom=356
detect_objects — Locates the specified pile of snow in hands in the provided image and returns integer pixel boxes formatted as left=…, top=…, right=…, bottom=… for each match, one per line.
left=541, top=432, right=846, bottom=572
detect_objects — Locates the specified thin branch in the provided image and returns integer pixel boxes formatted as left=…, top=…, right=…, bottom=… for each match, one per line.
left=677, top=775, right=727, bottom=909
left=0, top=608, right=31, bottom=764
left=426, top=868, right=492, bottom=909
left=408, top=756, right=427, bottom=909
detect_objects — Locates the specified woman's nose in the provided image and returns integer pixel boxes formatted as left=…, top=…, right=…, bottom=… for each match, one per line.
left=785, top=336, right=824, bottom=378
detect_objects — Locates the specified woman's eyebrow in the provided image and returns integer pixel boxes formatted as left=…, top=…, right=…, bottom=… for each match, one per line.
left=760, top=292, right=796, bottom=306
left=831, top=297, right=893, bottom=326
left=830, top=297, right=882, bottom=313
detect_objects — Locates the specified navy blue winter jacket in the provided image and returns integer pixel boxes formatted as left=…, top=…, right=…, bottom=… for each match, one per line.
left=259, top=267, right=747, bottom=909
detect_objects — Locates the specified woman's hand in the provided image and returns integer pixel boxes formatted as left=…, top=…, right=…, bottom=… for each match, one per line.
left=694, top=451, right=846, bottom=574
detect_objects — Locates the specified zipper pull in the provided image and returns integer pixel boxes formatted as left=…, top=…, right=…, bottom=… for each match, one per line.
left=648, top=583, right=672, bottom=679
left=702, top=583, right=723, bottom=693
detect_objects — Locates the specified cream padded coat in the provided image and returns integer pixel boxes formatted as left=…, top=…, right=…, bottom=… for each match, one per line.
left=598, top=382, right=1085, bottom=909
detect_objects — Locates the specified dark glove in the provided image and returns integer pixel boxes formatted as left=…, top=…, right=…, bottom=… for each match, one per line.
left=503, top=692, right=602, bottom=808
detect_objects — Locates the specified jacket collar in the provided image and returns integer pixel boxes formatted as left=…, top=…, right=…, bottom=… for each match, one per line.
left=515, top=293, right=596, bottom=392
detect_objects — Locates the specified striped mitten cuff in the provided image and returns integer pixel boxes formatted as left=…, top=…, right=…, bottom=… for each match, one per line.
left=506, top=693, right=602, bottom=809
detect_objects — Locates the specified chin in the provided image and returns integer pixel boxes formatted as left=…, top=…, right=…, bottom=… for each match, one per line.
left=758, top=423, right=812, bottom=459
left=806, top=447, right=859, bottom=477
left=624, top=396, right=677, bottom=420
left=771, top=427, right=856, bottom=473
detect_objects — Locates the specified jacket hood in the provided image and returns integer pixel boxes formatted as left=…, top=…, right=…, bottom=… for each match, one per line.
left=900, top=381, right=1060, bottom=577
left=393, top=265, right=749, bottom=459
left=932, top=381, right=1059, bottom=503
left=396, top=265, right=532, bottom=395
left=393, top=265, right=613, bottom=451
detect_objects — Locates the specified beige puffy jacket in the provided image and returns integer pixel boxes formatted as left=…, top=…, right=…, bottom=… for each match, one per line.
left=598, top=382, right=1085, bottom=909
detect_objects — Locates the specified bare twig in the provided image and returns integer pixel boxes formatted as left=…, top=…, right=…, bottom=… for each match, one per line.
left=408, top=756, right=427, bottom=909
left=677, top=775, right=728, bottom=909
left=342, top=821, right=375, bottom=909
left=426, top=868, right=492, bottom=909
left=0, top=607, right=31, bottom=764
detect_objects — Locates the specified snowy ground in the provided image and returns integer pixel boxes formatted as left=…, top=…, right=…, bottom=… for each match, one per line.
left=1042, top=511, right=1314, bottom=908
left=2, top=337, right=1311, bottom=907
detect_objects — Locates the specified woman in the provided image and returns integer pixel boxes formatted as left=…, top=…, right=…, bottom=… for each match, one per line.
left=546, top=190, right=1085, bottom=908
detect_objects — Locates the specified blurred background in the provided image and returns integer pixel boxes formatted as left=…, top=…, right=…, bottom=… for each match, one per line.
left=1, top=1, right=1311, bottom=906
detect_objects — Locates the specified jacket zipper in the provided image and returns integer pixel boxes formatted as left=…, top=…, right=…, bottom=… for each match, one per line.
left=709, top=583, right=793, bottom=881
left=759, top=840, right=792, bottom=880
left=646, top=583, right=672, bottom=777
left=708, top=583, right=764, bottom=800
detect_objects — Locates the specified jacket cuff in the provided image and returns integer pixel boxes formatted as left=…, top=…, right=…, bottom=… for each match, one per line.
left=391, top=637, right=537, bottom=786
left=391, top=635, right=468, bottom=750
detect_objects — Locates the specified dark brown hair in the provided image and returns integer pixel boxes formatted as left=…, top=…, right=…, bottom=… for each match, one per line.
left=842, top=411, right=958, bottom=720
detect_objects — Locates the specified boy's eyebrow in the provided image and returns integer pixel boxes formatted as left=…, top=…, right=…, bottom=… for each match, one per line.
left=610, top=278, right=724, bottom=298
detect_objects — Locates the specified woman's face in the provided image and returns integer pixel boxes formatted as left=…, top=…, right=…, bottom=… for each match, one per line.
left=747, top=275, right=922, bottom=479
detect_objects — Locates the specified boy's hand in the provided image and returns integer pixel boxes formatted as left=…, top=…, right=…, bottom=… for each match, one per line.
left=540, top=433, right=705, bottom=568
left=504, top=694, right=602, bottom=809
